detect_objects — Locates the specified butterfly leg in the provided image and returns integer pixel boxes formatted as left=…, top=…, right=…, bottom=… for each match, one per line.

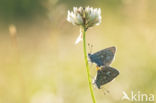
left=101, top=87, right=110, bottom=95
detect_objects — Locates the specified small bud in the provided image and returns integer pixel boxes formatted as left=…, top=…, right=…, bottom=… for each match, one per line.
left=75, top=28, right=83, bottom=44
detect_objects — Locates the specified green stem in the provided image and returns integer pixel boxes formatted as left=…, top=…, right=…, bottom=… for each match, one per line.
left=83, top=28, right=96, bottom=103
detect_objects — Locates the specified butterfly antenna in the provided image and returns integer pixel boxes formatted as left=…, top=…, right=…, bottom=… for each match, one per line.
left=88, top=43, right=91, bottom=54
left=91, top=44, right=93, bottom=54
left=88, top=43, right=93, bottom=54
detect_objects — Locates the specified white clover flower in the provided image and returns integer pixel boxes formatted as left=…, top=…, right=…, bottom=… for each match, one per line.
left=67, top=6, right=102, bottom=44
left=67, top=6, right=102, bottom=29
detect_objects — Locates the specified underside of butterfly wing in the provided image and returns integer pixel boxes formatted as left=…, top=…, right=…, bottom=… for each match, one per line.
left=94, top=66, right=119, bottom=89
left=88, top=46, right=116, bottom=67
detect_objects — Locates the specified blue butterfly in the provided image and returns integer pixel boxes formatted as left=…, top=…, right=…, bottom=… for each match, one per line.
left=88, top=46, right=116, bottom=67
left=93, top=66, right=119, bottom=89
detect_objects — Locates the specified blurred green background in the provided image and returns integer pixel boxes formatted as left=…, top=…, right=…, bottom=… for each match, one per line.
left=0, top=0, right=156, bottom=103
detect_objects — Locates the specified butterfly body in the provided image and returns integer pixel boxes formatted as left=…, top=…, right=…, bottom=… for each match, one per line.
left=93, top=66, right=119, bottom=89
left=88, top=46, right=116, bottom=67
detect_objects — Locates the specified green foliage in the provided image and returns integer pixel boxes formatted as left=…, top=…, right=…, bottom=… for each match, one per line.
left=0, top=0, right=47, bottom=22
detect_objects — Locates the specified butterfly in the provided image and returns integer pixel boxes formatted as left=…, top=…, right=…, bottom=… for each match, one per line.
left=88, top=46, right=116, bottom=67
left=93, top=66, right=119, bottom=89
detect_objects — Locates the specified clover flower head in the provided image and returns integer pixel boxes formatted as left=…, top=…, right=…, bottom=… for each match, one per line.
left=67, top=6, right=102, bottom=44
left=67, top=6, right=102, bottom=29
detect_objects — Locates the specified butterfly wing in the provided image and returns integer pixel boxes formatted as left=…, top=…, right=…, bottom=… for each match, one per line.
left=88, top=46, right=116, bottom=67
left=93, top=66, right=119, bottom=89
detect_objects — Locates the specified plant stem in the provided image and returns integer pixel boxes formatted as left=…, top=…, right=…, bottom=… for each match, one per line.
left=83, top=28, right=96, bottom=103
